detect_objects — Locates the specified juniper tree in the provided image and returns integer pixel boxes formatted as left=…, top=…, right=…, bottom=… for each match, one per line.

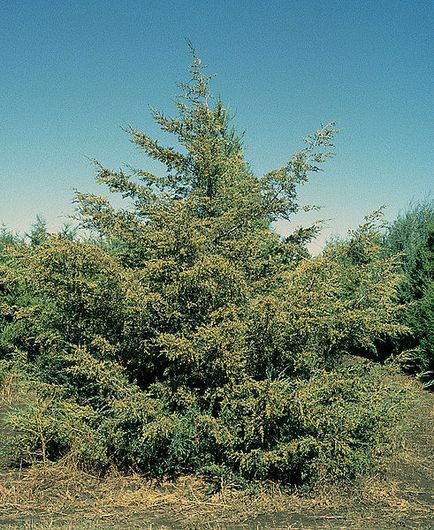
left=76, top=49, right=337, bottom=270
left=72, top=49, right=340, bottom=381
left=67, top=47, right=405, bottom=394
left=2, top=49, right=410, bottom=486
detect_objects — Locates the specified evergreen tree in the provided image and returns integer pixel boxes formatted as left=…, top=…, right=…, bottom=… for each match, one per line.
left=26, top=215, right=48, bottom=246
left=382, top=199, right=434, bottom=384
left=1, top=50, right=410, bottom=487
left=73, top=48, right=339, bottom=384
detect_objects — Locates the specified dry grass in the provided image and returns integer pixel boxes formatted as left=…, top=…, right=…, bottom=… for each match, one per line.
left=0, top=466, right=309, bottom=528
left=0, top=371, right=22, bottom=406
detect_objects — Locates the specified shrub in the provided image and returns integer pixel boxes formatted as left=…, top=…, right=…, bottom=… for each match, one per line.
left=382, top=200, right=434, bottom=384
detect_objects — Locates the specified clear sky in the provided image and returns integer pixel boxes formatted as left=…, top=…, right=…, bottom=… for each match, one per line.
left=1, top=0, right=433, bottom=249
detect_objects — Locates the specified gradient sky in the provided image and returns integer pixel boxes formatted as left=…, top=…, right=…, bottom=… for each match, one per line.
left=1, top=0, right=433, bottom=249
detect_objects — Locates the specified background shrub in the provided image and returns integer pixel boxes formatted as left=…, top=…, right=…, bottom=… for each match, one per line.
left=381, top=199, right=434, bottom=385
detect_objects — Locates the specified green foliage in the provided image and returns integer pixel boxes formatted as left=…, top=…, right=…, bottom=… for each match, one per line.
left=26, top=215, right=48, bottom=246
left=382, top=200, right=434, bottom=384
left=2, top=358, right=409, bottom=489
left=0, top=228, right=27, bottom=361
left=0, top=50, right=412, bottom=487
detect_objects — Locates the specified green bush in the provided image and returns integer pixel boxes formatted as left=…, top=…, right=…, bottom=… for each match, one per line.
left=0, top=50, right=411, bottom=487
left=382, top=200, right=434, bottom=384
left=2, top=359, right=409, bottom=489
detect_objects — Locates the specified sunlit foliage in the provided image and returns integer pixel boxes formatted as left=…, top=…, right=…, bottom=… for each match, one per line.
left=0, top=50, right=411, bottom=488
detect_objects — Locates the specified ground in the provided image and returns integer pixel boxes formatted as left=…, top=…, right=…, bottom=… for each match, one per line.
left=0, top=372, right=433, bottom=529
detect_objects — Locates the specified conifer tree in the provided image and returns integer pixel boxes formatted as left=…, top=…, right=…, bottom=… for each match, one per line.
left=72, top=47, right=339, bottom=387
left=1, top=49, right=410, bottom=486
left=76, top=48, right=337, bottom=271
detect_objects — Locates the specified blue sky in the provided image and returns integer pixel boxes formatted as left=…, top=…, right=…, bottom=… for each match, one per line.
left=1, top=0, right=432, bottom=248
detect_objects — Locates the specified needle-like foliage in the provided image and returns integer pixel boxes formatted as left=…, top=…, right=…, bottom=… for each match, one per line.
left=0, top=50, right=410, bottom=488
